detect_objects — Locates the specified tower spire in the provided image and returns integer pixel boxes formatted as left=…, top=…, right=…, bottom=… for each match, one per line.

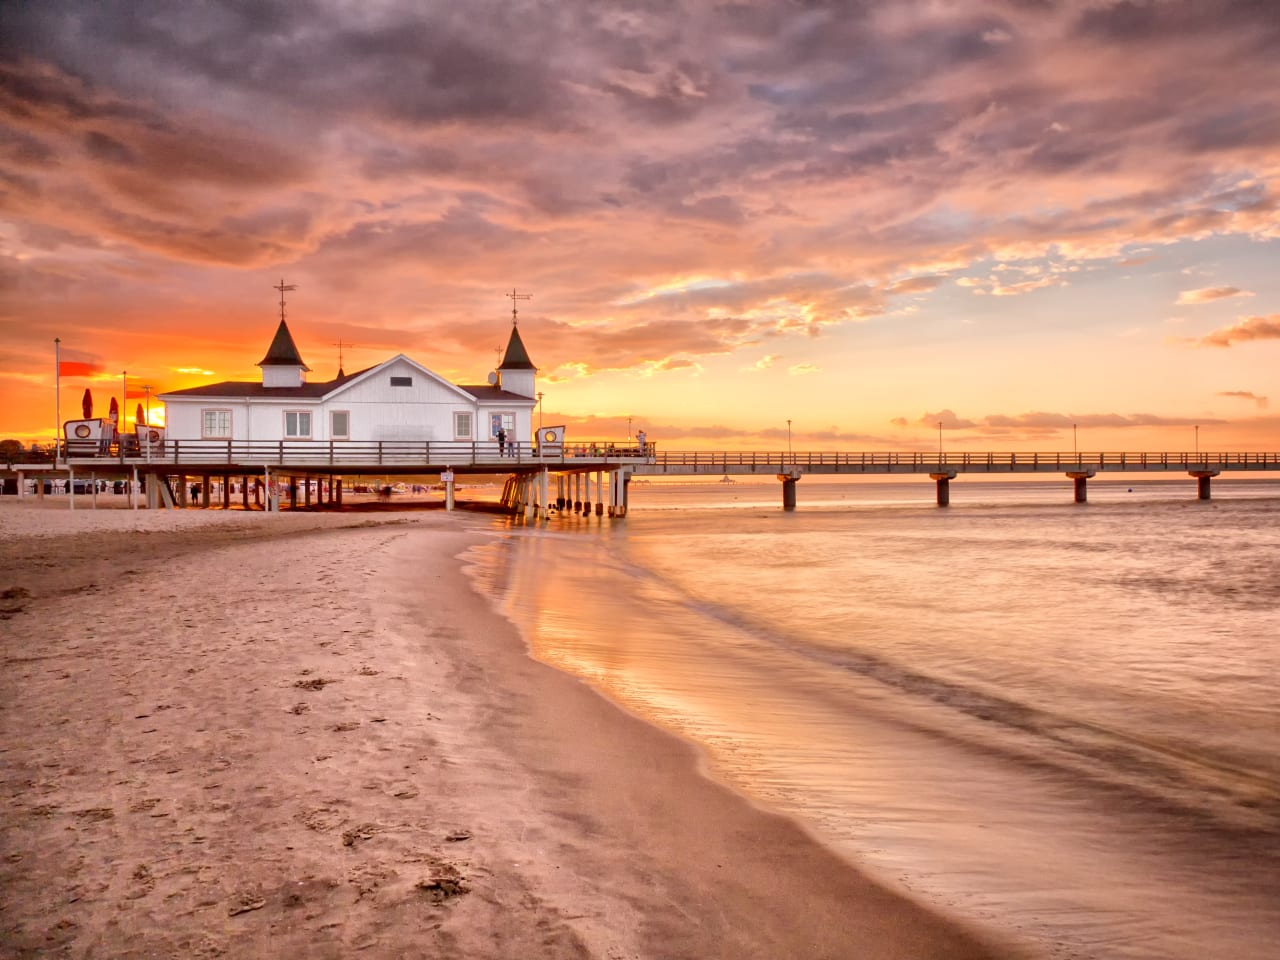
left=274, top=278, right=296, bottom=324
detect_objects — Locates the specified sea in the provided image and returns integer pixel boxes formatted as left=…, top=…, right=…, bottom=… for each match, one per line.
left=462, top=477, right=1280, bottom=960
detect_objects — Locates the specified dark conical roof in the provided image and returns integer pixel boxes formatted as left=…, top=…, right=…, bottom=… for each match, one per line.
left=498, top=323, right=535, bottom=371
left=257, top=319, right=311, bottom=370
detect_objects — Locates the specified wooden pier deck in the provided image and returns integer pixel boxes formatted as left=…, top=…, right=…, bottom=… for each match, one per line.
left=17, top=443, right=1280, bottom=512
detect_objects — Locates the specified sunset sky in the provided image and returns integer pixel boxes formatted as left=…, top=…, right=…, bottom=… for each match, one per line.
left=2, top=0, right=1278, bottom=451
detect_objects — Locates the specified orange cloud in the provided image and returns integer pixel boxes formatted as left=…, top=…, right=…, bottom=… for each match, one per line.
left=1198, top=315, right=1280, bottom=346
left=1176, top=286, right=1253, bottom=305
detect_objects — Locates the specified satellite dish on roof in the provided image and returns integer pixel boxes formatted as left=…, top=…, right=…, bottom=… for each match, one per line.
left=487, top=371, right=498, bottom=385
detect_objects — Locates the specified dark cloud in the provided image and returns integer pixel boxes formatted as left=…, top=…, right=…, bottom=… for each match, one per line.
left=83, top=130, right=137, bottom=166
left=1217, top=390, right=1269, bottom=408
left=7, top=1, right=564, bottom=129
left=919, top=409, right=979, bottom=429
left=901, top=409, right=1226, bottom=431
left=1074, top=0, right=1280, bottom=46
left=1176, top=103, right=1280, bottom=154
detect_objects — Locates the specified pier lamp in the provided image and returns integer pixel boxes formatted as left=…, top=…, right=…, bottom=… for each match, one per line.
left=537, top=392, right=544, bottom=431
left=1195, top=424, right=1199, bottom=456
left=1073, top=423, right=1077, bottom=453
left=627, top=416, right=632, bottom=439
left=938, top=421, right=943, bottom=455
left=787, top=419, right=792, bottom=456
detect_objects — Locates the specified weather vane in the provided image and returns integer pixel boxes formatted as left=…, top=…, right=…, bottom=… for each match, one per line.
left=506, top=288, right=531, bottom=325
left=333, top=338, right=354, bottom=374
left=274, top=278, right=297, bottom=323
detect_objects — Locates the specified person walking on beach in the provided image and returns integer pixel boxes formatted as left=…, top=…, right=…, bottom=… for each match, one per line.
left=497, top=426, right=507, bottom=457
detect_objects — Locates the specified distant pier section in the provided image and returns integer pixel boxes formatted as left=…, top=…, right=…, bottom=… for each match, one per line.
left=633, top=449, right=1280, bottom=507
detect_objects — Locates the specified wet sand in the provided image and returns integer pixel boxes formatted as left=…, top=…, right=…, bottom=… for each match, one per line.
left=0, top=499, right=1019, bottom=959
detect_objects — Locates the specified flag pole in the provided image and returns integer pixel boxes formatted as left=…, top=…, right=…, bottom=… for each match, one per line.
left=54, top=337, right=61, bottom=463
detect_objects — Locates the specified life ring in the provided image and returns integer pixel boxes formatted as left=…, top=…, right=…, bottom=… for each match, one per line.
left=74, top=424, right=92, bottom=439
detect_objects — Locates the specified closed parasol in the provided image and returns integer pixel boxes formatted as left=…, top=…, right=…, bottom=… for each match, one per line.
left=108, top=396, right=119, bottom=425
left=81, top=388, right=93, bottom=419
left=136, top=403, right=146, bottom=427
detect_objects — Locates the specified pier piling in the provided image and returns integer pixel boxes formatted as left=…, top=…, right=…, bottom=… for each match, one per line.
left=1067, top=470, right=1094, bottom=504
left=930, top=471, right=956, bottom=507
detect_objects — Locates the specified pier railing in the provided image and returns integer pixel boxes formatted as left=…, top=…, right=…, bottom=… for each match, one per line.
left=59, top=437, right=651, bottom=468
left=56, top=439, right=1280, bottom=475
left=645, top=450, right=1280, bottom=471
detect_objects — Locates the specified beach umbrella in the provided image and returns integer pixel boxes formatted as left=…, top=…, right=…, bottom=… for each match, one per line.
left=136, top=403, right=146, bottom=427
left=81, top=388, right=93, bottom=419
left=108, top=396, right=119, bottom=425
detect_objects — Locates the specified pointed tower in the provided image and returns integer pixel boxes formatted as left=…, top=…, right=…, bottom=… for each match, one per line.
left=257, top=319, right=311, bottom=388
left=497, top=322, right=536, bottom=398
left=497, top=289, right=537, bottom=398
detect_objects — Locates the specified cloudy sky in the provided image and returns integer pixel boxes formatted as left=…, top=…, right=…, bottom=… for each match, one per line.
left=2, top=0, right=1278, bottom=450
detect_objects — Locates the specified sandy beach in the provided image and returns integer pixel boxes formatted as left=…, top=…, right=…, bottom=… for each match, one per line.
left=0, top=499, right=1016, bottom=959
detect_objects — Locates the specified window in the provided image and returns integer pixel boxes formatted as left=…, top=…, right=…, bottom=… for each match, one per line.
left=330, top=410, right=350, bottom=439
left=489, top=412, right=515, bottom=437
left=201, top=409, right=232, bottom=439
left=284, top=410, right=312, bottom=438
left=454, top=411, right=473, bottom=439
left=390, top=376, right=412, bottom=387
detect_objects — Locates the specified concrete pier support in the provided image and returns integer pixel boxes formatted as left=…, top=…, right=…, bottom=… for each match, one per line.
left=1191, top=470, right=1218, bottom=500
left=777, top=470, right=800, bottom=510
left=609, top=470, right=629, bottom=518
left=1067, top=470, right=1094, bottom=504
left=930, top=471, right=956, bottom=507
left=595, top=470, right=605, bottom=516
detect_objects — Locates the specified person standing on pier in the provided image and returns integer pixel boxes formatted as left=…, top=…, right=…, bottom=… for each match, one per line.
left=636, top=428, right=647, bottom=454
left=497, top=426, right=507, bottom=457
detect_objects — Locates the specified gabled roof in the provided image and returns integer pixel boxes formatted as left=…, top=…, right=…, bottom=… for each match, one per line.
left=257, top=319, right=311, bottom=370
left=160, top=365, right=372, bottom=400
left=498, top=324, right=535, bottom=371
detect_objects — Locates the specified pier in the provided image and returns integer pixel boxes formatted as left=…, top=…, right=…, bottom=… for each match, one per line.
left=633, top=449, right=1280, bottom=507
left=18, top=441, right=1279, bottom=514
